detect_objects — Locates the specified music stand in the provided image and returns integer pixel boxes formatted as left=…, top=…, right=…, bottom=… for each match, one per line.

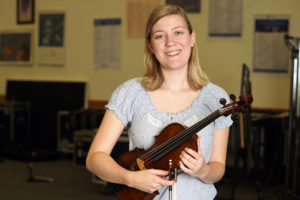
left=283, top=34, right=300, bottom=200
left=230, top=63, right=253, bottom=200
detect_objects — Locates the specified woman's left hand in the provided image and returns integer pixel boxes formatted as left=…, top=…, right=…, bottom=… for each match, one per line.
left=179, top=136, right=208, bottom=179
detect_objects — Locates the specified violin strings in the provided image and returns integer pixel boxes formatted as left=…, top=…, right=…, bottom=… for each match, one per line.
left=142, top=112, right=218, bottom=166
left=141, top=110, right=219, bottom=162
left=140, top=105, right=233, bottom=166
left=148, top=110, right=220, bottom=161
left=140, top=109, right=224, bottom=165
left=164, top=106, right=232, bottom=153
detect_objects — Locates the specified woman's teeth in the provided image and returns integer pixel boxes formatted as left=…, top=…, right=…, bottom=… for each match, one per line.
left=166, top=50, right=180, bottom=56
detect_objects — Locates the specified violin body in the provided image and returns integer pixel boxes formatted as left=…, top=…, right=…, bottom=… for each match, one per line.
left=115, top=94, right=253, bottom=200
left=116, top=123, right=198, bottom=200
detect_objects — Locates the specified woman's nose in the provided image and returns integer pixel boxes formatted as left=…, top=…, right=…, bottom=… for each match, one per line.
left=165, top=35, right=175, bottom=46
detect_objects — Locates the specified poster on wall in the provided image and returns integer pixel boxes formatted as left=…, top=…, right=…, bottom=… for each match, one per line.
left=94, top=18, right=121, bottom=68
left=253, top=15, right=289, bottom=73
left=127, top=0, right=158, bottom=38
left=0, top=29, right=33, bottom=65
left=166, top=0, right=201, bottom=13
left=17, top=0, right=35, bottom=24
left=208, top=0, right=242, bottom=37
left=37, top=12, right=65, bottom=66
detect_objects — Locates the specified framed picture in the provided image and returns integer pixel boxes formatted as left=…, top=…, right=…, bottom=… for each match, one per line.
left=0, top=29, right=34, bottom=65
left=17, top=0, right=34, bottom=24
left=166, top=0, right=201, bottom=13
left=38, top=12, right=65, bottom=66
left=38, top=12, right=65, bottom=47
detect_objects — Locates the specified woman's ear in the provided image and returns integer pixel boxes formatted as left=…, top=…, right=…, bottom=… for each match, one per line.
left=190, top=31, right=196, bottom=47
left=146, top=39, right=154, bottom=53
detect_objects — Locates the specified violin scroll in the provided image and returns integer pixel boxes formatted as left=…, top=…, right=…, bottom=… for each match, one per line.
left=220, top=94, right=253, bottom=117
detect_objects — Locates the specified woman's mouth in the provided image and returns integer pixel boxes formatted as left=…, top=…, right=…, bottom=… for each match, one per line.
left=166, top=50, right=181, bottom=56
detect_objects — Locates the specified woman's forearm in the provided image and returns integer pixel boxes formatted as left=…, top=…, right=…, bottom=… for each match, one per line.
left=86, top=151, right=131, bottom=186
left=197, top=161, right=225, bottom=184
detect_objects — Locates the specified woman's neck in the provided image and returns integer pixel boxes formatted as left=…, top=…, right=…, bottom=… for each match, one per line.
left=161, top=70, right=190, bottom=91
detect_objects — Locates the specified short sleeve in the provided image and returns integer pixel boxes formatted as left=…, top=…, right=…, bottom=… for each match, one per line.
left=203, top=83, right=233, bottom=130
left=105, top=78, right=142, bottom=126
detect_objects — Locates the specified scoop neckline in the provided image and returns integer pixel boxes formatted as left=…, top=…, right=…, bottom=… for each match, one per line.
left=142, top=84, right=208, bottom=118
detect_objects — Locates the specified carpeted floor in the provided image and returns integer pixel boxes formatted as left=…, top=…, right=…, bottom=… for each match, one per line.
left=0, top=157, right=289, bottom=200
left=0, top=158, right=115, bottom=200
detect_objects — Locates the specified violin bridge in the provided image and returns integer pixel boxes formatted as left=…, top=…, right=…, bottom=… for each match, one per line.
left=136, top=158, right=146, bottom=170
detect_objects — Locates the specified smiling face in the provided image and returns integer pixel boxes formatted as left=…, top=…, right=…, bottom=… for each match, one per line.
left=147, top=14, right=196, bottom=72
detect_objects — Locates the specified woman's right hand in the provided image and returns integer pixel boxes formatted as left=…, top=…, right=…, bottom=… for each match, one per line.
left=127, top=169, right=175, bottom=193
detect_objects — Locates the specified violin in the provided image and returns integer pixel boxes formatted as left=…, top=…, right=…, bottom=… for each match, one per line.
left=115, top=94, right=253, bottom=200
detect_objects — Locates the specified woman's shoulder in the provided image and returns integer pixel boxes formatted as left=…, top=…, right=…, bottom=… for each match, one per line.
left=108, top=77, right=146, bottom=105
left=113, top=77, right=144, bottom=94
left=203, top=82, right=229, bottom=98
left=118, top=77, right=141, bottom=87
left=199, top=82, right=230, bottom=109
left=106, top=78, right=146, bottom=125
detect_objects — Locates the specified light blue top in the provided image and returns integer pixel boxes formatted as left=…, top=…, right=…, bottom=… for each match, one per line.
left=106, top=78, right=233, bottom=200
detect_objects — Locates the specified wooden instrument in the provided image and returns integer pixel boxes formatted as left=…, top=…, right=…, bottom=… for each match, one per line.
left=115, top=94, right=253, bottom=200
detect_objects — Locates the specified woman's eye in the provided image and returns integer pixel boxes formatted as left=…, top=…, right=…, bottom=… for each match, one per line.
left=175, top=31, right=183, bottom=36
left=154, top=35, right=163, bottom=39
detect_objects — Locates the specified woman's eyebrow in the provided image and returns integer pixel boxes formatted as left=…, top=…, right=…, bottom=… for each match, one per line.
left=172, top=26, right=186, bottom=30
left=152, top=26, right=186, bottom=34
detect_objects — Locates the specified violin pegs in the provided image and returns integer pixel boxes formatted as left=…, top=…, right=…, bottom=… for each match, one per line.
left=230, top=94, right=236, bottom=101
left=219, top=98, right=226, bottom=106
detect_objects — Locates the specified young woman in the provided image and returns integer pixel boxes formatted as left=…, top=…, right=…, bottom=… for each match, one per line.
left=86, top=4, right=232, bottom=200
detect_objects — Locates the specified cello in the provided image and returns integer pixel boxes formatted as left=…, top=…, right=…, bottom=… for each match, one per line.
left=115, top=94, right=253, bottom=200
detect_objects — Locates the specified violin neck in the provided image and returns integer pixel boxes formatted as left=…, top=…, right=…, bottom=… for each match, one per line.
left=183, top=110, right=221, bottom=139
left=152, top=110, right=221, bottom=161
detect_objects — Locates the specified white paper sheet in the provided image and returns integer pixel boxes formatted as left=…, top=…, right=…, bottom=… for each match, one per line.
left=253, top=15, right=289, bottom=73
left=209, top=0, right=242, bottom=37
left=94, top=18, right=121, bottom=69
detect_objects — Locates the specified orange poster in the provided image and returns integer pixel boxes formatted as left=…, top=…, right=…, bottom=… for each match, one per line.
left=127, top=0, right=158, bottom=38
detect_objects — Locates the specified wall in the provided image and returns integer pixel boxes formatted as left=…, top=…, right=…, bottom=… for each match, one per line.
left=0, top=0, right=299, bottom=109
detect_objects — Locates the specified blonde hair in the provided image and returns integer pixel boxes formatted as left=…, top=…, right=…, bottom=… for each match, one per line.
left=141, top=4, right=209, bottom=91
